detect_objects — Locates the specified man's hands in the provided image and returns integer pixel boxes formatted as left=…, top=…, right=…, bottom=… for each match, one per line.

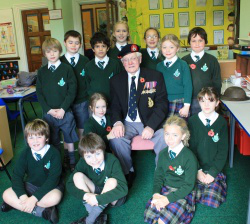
left=141, top=126, right=154, bottom=140
left=111, top=122, right=125, bottom=138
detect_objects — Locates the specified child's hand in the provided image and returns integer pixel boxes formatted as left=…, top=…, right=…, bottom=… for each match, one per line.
left=197, top=170, right=206, bottom=183
left=204, top=173, right=215, bottom=184
left=48, top=109, right=58, bottom=117
left=55, top=108, right=65, bottom=119
left=151, top=194, right=169, bottom=211
left=84, top=193, right=98, bottom=206
left=179, top=105, right=190, bottom=118
left=19, top=195, right=38, bottom=213
left=107, top=131, right=115, bottom=140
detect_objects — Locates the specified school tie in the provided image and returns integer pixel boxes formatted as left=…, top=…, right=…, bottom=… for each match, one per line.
left=98, top=61, right=105, bottom=70
left=35, top=153, right=42, bottom=161
left=169, top=150, right=176, bottom=160
left=101, top=119, right=106, bottom=127
left=70, top=57, right=76, bottom=67
left=120, top=45, right=125, bottom=50
left=165, top=61, right=172, bottom=68
left=128, top=76, right=137, bottom=121
left=151, top=51, right=156, bottom=60
left=195, top=55, right=200, bottom=62
left=206, top=118, right=211, bottom=127
left=49, top=65, right=56, bottom=72
left=94, top=168, right=102, bottom=175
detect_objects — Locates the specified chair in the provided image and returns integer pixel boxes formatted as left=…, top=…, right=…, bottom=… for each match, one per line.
left=23, top=94, right=38, bottom=117
left=0, top=98, right=20, bottom=148
left=131, top=135, right=154, bottom=150
left=0, top=148, right=11, bottom=180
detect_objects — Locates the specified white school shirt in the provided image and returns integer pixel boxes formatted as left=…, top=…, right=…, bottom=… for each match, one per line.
left=31, top=144, right=50, bottom=161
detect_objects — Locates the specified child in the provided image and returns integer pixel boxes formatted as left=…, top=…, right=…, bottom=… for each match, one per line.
left=85, top=32, right=122, bottom=102
left=156, top=34, right=192, bottom=118
left=188, top=87, right=228, bottom=208
left=144, top=115, right=198, bottom=224
left=67, top=133, right=128, bottom=224
left=182, top=27, right=222, bottom=115
left=1, top=119, right=63, bottom=224
left=84, top=93, right=114, bottom=151
left=140, top=27, right=164, bottom=70
left=108, top=21, right=130, bottom=60
left=60, top=30, right=89, bottom=171
left=36, top=38, right=78, bottom=172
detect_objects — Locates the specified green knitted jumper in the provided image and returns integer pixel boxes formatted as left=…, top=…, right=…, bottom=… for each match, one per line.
left=108, top=46, right=124, bottom=69
left=12, top=145, right=62, bottom=201
left=188, top=114, right=228, bottom=177
left=156, top=58, right=192, bottom=103
left=140, top=48, right=164, bottom=70
left=60, top=54, right=89, bottom=104
left=153, top=146, right=198, bottom=203
left=85, top=58, right=122, bottom=101
left=182, top=53, right=221, bottom=98
left=36, top=63, right=77, bottom=113
left=67, top=153, right=128, bottom=205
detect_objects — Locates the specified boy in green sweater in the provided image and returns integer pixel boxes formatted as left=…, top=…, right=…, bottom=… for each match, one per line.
left=85, top=32, right=122, bottom=102
left=36, top=38, right=78, bottom=171
left=188, top=87, right=228, bottom=208
left=67, top=133, right=128, bottom=224
left=1, top=119, right=63, bottom=224
left=144, top=116, right=197, bottom=224
left=60, top=30, right=89, bottom=171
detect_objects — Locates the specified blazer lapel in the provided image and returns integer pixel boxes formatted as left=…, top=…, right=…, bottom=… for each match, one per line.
left=136, top=71, right=145, bottom=103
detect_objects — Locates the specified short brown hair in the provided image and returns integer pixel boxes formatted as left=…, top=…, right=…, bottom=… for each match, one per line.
left=24, top=119, right=50, bottom=140
left=197, top=87, right=220, bottom=102
left=78, top=133, right=106, bottom=157
left=64, top=30, right=82, bottom=44
left=163, top=115, right=190, bottom=146
left=188, top=27, right=208, bottom=44
left=42, top=38, right=62, bottom=55
left=161, top=34, right=180, bottom=48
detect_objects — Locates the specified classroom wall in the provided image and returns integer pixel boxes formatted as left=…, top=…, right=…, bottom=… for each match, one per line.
left=239, top=0, right=250, bottom=44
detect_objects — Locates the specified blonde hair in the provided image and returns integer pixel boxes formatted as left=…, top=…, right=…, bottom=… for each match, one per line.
left=111, top=21, right=130, bottom=47
left=42, top=38, right=62, bottom=55
left=163, top=115, right=190, bottom=146
left=89, top=93, right=108, bottom=112
left=24, top=119, right=50, bottom=140
left=161, top=34, right=180, bottom=49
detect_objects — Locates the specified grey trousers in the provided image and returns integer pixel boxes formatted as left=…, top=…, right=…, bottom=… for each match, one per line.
left=109, top=121, right=167, bottom=175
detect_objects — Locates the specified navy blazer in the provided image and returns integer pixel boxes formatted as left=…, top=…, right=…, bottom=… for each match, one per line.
left=110, top=67, right=168, bottom=131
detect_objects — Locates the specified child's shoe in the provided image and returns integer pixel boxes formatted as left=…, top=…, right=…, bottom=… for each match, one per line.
left=1, top=201, right=13, bottom=212
left=95, top=213, right=108, bottom=224
left=42, top=206, right=59, bottom=224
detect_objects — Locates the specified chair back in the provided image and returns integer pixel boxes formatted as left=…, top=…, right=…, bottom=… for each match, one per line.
left=0, top=98, right=19, bottom=120
left=0, top=98, right=11, bottom=115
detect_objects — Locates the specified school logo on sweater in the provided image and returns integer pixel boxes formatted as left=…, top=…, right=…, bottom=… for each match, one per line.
left=104, top=176, right=108, bottom=184
left=80, top=69, right=85, bottom=76
left=58, top=78, right=65, bottom=86
left=175, top=166, right=184, bottom=175
left=44, top=161, right=50, bottom=170
left=173, top=69, right=180, bottom=77
left=201, top=63, right=208, bottom=72
left=109, top=72, right=114, bottom=79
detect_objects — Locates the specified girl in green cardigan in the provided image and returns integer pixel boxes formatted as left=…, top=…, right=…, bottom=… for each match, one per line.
left=188, top=87, right=228, bottom=208
left=144, top=116, right=197, bottom=224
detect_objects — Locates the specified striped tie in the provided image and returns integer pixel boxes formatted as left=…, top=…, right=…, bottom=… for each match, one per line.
left=195, top=55, right=200, bottom=62
left=169, top=150, right=176, bottom=160
left=35, top=153, right=42, bottom=161
left=165, top=61, right=172, bottom=68
left=206, top=118, right=211, bottom=127
left=49, top=65, right=56, bottom=72
left=101, top=119, right=106, bottom=127
left=94, top=168, right=102, bottom=175
left=98, top=61, right=105, bottom=70
left=70, top=57, right=76, bottom=67
left=151, top=51, right=156, bottom=60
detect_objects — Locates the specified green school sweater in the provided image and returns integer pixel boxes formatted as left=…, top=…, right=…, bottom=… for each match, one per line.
left=66, top=153, right=128, bottom=205
left=188, top=114, right=228, bottom=178
left=182, top=53, right=221, bottom=98
left=60, top=54, right=89, bottom=104
left=36, top=63, right=77, bottom=113
left=108, top=46, right=124, bottom=69
left=153, top=146, right=198, bottom=203
left=156, top=58, right=192, bottom=103
left=12, top=145, right=62, bottom=201
left=85, top=58, right=122, bottom=101
left=140, top=48, right=164, bottom=70
left=84, top=115, right=112, bottom=147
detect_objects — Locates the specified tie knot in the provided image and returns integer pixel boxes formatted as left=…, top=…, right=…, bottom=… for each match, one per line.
left=71, top=57, right=75, bottom=61
left=121, top=45, right=125, bottom=50
left=49, top=65, right=56, bottom=72
left=151, top=51, right=156, bottom=60
left=98, top=61, right=105, bottom=69
left=35, top=153, right=42, bottom=161
left=206, top=118, right=211, bottom=127
left=101, top=119, right=106, bottom=127
left=131, top=76, right=136, bottom=81
left=165, top=61, right=172, bottom=68
left=169, top=150, right=176, bottom=160
left=94, top=168, right=102, bottom=175
left=195, top=55, right=200, bottom=61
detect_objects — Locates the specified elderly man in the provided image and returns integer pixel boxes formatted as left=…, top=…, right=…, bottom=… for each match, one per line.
left=109, top=44, right=168, bottom=187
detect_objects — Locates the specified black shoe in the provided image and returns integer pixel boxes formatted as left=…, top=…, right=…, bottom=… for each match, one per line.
left=125, top=171, right=136, bottom=189
left=42, top=206, right=59, bottom=224
left=71, top=216, right=87, bottom=224
left=69, top=163, right=76, bottom=173
left=1, top=201, right=13, bottom=212
left=95, top=213, right=108, bottom=224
